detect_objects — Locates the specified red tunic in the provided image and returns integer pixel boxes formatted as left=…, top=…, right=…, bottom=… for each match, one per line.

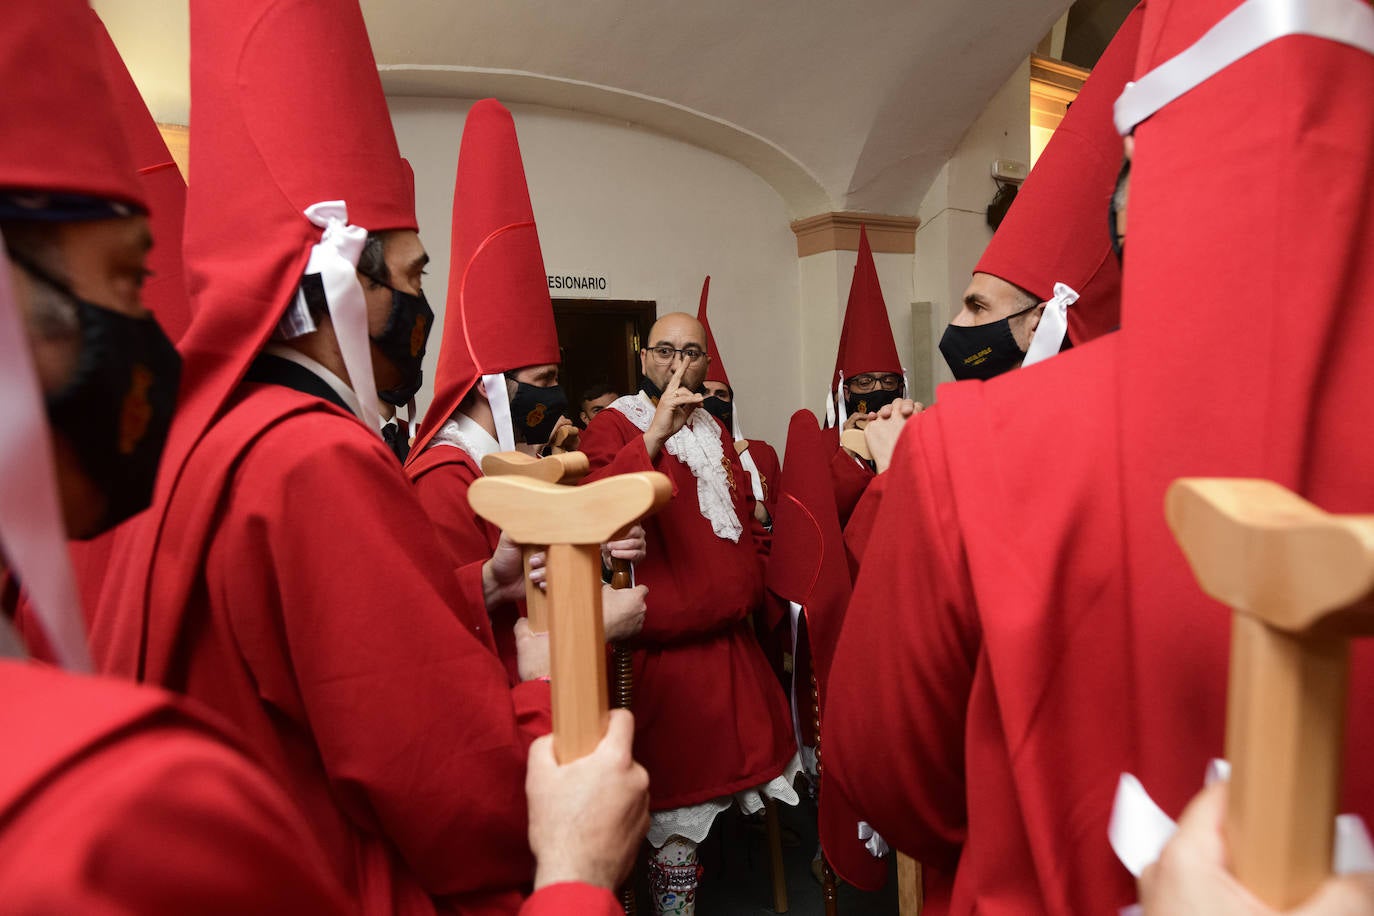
left=825, top=19, right=1374, bottom=914
left=90, top=383, right=543, bottom=915
left=741, top=438, right=781, bottom=521
left=0, top=660, right=350, bottom=914
left=408, top=445, right=522, bottom=679
left=580, top=406, right=795, bottom=810
left=822, top=426, right=874, bottom=528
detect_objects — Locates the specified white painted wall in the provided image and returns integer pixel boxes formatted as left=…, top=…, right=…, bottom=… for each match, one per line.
left=912, top=60, right=1032, bottom=402
left=389, top=98, right=802, bottom=451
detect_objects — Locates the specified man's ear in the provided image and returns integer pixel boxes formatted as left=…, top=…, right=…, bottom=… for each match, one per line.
left=639, top=349, right=650, bottom=377
left=1026, top=302, right=1046, bottom=337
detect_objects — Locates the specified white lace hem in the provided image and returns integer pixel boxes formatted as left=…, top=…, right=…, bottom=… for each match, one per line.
left=647, top=753, right=803, bottom=847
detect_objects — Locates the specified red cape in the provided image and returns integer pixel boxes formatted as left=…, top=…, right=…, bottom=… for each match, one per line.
left=91, top=386, right=541, bottom=912
left=824, top=3, right=1374, bottom=912
left=0, top=661, right=350, bottom=913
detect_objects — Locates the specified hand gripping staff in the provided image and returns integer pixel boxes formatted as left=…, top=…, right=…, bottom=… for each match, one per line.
left=480, top=450, right=590, bottom=633
left=468, top=471, right=671, bottom=763
left=1166, top=478, right=1374, bottom=909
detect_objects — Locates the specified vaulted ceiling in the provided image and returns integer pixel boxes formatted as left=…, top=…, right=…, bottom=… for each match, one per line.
left=95, top=0, right=1073, bottom=217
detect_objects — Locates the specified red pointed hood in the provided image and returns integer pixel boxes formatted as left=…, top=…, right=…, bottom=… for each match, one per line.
left=766, top=412, right=850, bottom=688
left=0, top=0, right=143, bottom=211
left=92, top=12, right=191, bottom=343
left=0, top=0, right=154, bottom=672
left=1114, top=0, right=1374, bottom=812
left=974, top=4, right=1143, bottom=348
left=170, top=0, right=415, bottom=479
left=696, top=276, right=733, bottom=388
left=766, top=410, right=887, bottom=888
left=410, top=99, right=560, bottom=458
left=833, top=226, right=901, bottom=382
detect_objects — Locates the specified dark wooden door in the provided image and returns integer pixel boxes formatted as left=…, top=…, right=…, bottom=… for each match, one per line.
left=552, top=299, right=656, bottom=422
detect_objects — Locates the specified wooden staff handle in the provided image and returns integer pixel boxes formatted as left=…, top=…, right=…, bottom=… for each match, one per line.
left=546, top=542, right=609, bottom=762
left=480, top=450, right=590, bottom=635
left=547, top=423, right=580, bottom=454
left=840, top=417, right=872, bottom=461
left=522, top=546, right=548, bottom=633
left=469, top=472, right=672, bottom=763
left=480, top=449, right=589, bottom=484
left=1166, top=478, right=1374, bottom=909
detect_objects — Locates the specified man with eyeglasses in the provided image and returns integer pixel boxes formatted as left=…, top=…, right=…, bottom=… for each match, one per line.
left=581, top=311, right=796, bottom=916
left=821, top=228, right=915, bottom=529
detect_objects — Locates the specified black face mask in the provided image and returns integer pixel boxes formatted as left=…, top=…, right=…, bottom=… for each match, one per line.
left=844, top=386, right=902, bottom=418
left=701, top=394, right=733, bottom=430
left=367, top=279, right=434, bottom=407
left=938, top=302, right=1037, bottom=382
left=16, top=256, right=182, bottom=537
left=640, top=377, right=664, bottom=402
left=509, top=380, right=568, bottom=445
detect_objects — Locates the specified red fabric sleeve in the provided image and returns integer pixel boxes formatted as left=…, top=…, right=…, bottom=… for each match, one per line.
left=830, top=446, right=875, bottom=529
left=518, top=882, right=621, bottom=915
left=823, top=419, right=977, bottom=873
left=411, top=455, right=499, bottom=568
left=579, top=420, right=660, bottom=484
left=512, top=679, right=553, bottom=747
left=0, top=726, right=350, bottom=915
left=213, top=420, right=534, bottom=897
left=842, top=472, right=888, bottom=580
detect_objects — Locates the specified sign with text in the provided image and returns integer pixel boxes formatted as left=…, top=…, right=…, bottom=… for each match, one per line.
left=548, top=274, right=608, bottom=294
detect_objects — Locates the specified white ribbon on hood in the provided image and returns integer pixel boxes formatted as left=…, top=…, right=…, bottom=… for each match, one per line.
left=1114, top=0, right=1374, bottom=137
left=0, top=235, right=92, bottom=671
left=299, top=202, right=380, bottom=435
left=482, top=373, right=516, bottom=453
left=1109, top=760, right=1374, bottom=915
left=1021, top=282, right=1079, bottom=369
left=731, top=404, right=766, bottom=504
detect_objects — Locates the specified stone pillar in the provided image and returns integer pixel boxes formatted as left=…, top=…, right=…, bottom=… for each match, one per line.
left=789, top=213, right=920, bottom=420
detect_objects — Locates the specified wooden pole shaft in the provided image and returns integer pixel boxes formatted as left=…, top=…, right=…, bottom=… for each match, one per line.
left=610, top=557, right=634, bottom=711
left=896, top=853, right=924, bottom=915
left=1225, top=612, right=1350, bottom=909
left=765, top=797, right=790, bottom=913
left=548, top=542, right=610, bottom=764
left=523, top=545, right=548, bottom=633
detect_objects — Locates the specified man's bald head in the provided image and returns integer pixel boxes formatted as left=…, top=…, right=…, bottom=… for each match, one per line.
left=640, top=311, right=711, bottom=392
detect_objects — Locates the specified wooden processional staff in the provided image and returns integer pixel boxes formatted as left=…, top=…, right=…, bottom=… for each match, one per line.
left=480, top=450, right=590, bottom=632
left=1167, top=478, right=1374, bottom=910
left=482, top=449, right=638, bottom=716
left=469, top=470, right=671, bottom=761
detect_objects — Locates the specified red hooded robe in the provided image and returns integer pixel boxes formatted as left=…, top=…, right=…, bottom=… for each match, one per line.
left=824, top=1, right=1374, bottom=913
left=580, top=327, right=794, bottom=810
left=405, top=99, right=562, bottom=695
left=824, top=227, right=902, bottom=526
left=87, top=3, right=554, bottom=912
left=0, top=3, right=362, bottom=912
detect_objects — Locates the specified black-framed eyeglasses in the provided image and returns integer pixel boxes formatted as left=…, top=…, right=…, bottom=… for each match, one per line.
left=645, top=345, right=706, bottom=365
left=847, top=373, right=902, bottom=393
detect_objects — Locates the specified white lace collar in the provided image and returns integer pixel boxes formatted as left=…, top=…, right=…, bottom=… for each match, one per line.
left=611, top=393, right=743, bottom=542
left=428, top=411, right=500, bottom=466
